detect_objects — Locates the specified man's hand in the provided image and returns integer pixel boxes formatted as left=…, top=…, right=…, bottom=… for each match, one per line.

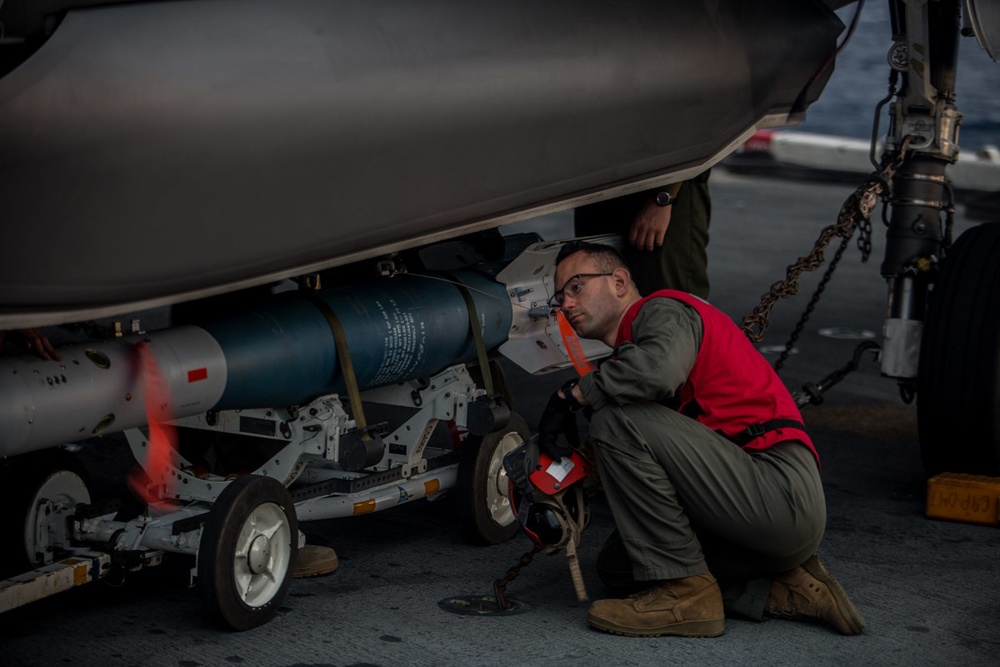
left=1, top=328, right=61, bottom=361
left=20, top=328, right=60, bottom=361
left=628, top=200, right=672, bottom=251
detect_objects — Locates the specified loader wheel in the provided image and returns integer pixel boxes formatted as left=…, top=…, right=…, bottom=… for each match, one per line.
left=0, top=449, right=91, bottom=575
left=918, top=221, right=1000, bottom=476
left=456, top=412, right=529, bottom=544
left=199, top=475, right=297, bottom=631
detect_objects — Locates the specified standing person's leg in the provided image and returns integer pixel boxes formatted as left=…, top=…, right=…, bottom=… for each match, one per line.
left=574, top=194, right=643, bottom=238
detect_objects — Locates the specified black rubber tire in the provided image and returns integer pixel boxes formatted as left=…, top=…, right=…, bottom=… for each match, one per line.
left=456, top=412, right=530, bottom=545
left=0, top=449, right=90, bottom=576
left=198, top=475, right=298, bottom=631
left=918, top=221, right=1000, bottom=476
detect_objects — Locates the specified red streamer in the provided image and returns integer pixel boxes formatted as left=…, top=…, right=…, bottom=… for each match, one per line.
left=127, top=341, right=178, bottom=511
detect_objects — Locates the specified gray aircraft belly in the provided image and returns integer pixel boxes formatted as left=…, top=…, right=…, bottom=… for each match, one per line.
left=0, top=0, right=843, bottom=327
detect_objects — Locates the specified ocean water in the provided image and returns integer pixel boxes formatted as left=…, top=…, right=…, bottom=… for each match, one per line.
left=793, top=1, right=1000, bottom=151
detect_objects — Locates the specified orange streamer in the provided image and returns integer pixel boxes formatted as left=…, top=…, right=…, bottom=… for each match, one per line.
left=128, top=341, right=177, bottom=511
left=557, top=311, right=595, bottom=377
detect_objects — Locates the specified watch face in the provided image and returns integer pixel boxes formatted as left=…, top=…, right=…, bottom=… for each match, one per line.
left=655, top=191, right=672, bottom=206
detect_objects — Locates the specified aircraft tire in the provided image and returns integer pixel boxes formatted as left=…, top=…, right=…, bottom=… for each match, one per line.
left=198, top=475, right=297, bottom=631
left=0, top=449, right=91, bottom=576
left=455, top=412, right=528, bottom=545
left=918, top=220, right=1000, bottom=476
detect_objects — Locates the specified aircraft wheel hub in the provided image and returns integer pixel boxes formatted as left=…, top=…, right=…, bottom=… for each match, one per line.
left=247, top=534, right=272, bottom=574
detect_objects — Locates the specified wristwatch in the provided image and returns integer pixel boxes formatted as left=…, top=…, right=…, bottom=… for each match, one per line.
left=654, top=189, right=675, bottom=207
left=561, top=378, right=584, bottom=411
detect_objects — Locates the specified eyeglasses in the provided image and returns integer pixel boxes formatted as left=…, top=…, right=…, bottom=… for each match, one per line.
left=548, top=273, right=612, bottom=308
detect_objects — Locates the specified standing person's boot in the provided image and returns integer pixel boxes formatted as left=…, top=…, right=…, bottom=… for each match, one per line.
left=587, top=572, right=725, bottom=637
left=293, top=544, right=340, bottom=578
left=765, top=554, right=865, bottom=635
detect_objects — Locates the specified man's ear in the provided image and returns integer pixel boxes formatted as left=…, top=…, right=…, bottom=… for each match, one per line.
left=612, top=267, right=631, bottom=295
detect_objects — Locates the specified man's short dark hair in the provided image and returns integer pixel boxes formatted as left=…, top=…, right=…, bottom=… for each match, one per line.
left=555, top=241, right=629, bottom=274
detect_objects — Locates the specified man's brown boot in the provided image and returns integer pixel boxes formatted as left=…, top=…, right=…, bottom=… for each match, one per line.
left=587, top=572, right=725, bottom=637
left=765, top=554, right=865, bottom=635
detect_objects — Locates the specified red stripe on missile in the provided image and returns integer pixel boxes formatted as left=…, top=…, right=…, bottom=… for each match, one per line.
left=187, top=368, right=208, bottom=383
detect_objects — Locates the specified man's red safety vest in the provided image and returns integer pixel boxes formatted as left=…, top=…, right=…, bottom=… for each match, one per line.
left=615, top=290, right=818, bottom=463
